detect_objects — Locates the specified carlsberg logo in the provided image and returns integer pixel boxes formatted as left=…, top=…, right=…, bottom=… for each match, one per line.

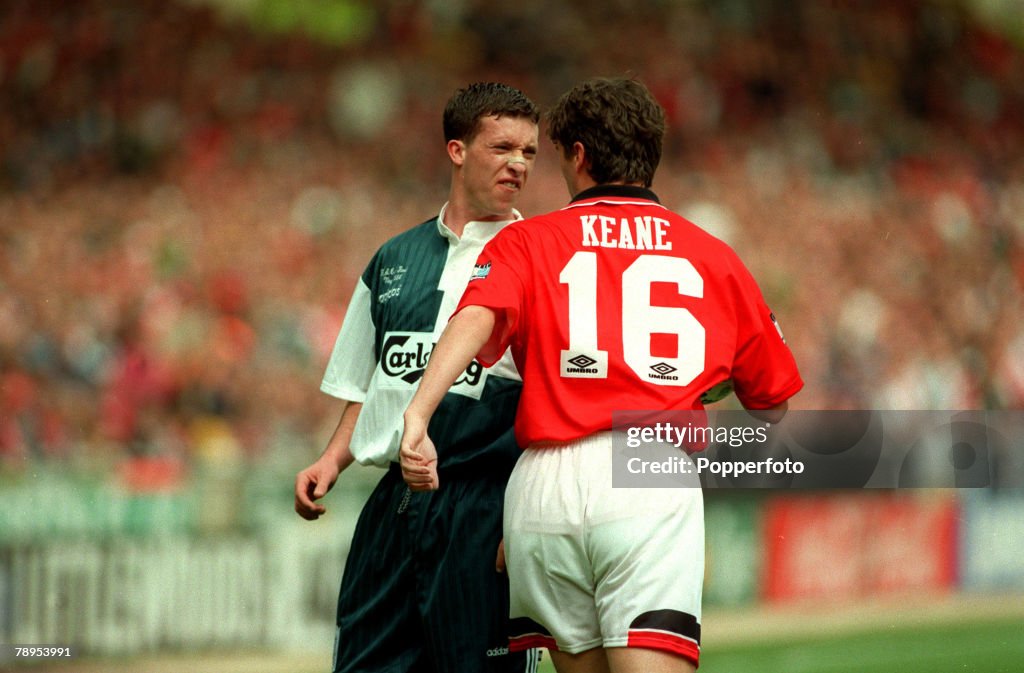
left=381, top=334, right=431, bottom=383
left=380, top=332, right=484, bottom=398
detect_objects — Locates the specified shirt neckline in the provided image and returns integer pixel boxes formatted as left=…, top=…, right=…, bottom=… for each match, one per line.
left=569, top=184, right=660, bottom=204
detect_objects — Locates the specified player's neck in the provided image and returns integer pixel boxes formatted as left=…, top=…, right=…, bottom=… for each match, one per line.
left=443, top=195, right=510, bottom=239
left=570, top=178, right=643, bottom=199
left=441, top=204, right=467, bottom=238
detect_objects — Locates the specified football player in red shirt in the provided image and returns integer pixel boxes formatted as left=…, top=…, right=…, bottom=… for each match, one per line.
left=401, top=77, right=802, bottom=673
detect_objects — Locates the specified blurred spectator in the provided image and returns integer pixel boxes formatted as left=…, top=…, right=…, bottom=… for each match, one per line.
left=1, top=0, right=1022, bottom=473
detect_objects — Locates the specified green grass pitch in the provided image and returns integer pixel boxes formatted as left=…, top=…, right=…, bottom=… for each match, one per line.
left=23, top=615, right=1022, bottom=673
left=535, top=617, right=1024, bottom=673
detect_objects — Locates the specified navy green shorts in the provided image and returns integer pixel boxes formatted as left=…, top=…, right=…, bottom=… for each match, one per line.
left=332, top=464, right=538, bottom=673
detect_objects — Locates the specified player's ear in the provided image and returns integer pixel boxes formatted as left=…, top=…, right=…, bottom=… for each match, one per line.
left=572, top=142, right=588, bottom=174
left=447, top=139, right=466, bottom=167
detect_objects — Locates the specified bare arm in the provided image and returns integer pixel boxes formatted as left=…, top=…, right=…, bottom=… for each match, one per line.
left=400, top=306, right=496, bottom=490
left=294, top=400, right=362, bottom=519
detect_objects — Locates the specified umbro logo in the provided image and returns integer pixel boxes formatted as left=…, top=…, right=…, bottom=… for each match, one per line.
left=567, top=354, right=598, bottom=369
left=650, top=362, right=676, bottom=376
left=560, top=349, right=607, bottom=378
left=649, top=361, right=679, bottom=380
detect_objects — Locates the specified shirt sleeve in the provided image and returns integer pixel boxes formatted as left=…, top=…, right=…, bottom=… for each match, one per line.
left=320, top=277, right=376, bottom=401
left=455, top=226, right=529, bottom=367
left=729, top=265, right=804, bottom=409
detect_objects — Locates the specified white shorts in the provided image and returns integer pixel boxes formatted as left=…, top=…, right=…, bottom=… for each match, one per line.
left=504, top=432, right=704, bottom=666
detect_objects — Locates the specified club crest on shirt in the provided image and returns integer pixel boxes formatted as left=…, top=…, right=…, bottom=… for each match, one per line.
left=470, top=261, right=492, bottom=281
left=380, top=265, right=407, bottom=285
left=379, top=331, right=486, bottom=399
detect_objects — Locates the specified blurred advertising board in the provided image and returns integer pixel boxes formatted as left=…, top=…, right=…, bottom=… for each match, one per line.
left=960, top=490, right=1024, bottom=591
left=762, top=493, right=959, bottom=603
left=704, top=494, right=759, bottom=607
left=0, top=515, right=347, bottom=656
left=0, top=458, right=371, bottom=657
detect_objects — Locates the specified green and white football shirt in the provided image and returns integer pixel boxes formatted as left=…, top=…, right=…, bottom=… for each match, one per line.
left=321, top=205, right=522, bottom=468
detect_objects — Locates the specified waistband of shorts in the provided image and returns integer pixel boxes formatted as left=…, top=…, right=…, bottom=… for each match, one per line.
left=527, top=430, right=615, bottom=452
left=386, top=453, right=516, bottom=482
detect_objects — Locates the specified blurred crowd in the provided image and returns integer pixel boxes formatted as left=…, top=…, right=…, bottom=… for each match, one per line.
left=1, top=0, right=1022, bottom=475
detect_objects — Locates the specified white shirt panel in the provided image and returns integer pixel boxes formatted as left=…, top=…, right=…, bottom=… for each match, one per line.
left=320, top=278, right=375, bottom=403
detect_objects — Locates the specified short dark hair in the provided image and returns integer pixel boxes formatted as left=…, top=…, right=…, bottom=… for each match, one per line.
left=547, top=77, right=666, bottom=188
left=443, top=82, right=540, bottom=143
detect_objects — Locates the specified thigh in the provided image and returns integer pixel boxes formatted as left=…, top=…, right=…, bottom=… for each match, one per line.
left=606, top=647, right=696, bottom=673
left=548, top=648, right=610, bottom=673
left=548, top=646, right=695, bottom=673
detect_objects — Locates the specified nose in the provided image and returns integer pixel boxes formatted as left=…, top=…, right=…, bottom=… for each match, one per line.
left=507, top=155, right=527, bottom=176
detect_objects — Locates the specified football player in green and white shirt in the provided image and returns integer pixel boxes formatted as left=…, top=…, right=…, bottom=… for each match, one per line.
left=294, top=83, right=542, bottom=673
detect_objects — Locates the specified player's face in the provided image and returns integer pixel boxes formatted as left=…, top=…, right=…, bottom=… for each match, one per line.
left=456, top=115, right=539, bottom=220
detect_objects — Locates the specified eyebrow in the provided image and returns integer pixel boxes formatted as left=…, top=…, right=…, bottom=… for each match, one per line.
left=491, top=140, right=538, bottom=151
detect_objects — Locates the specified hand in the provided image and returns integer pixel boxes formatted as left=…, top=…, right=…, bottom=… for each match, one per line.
left=400, top=413, right=439, bottom=491
left=294, top=458, right=341, bottom=520
left=495, top=538, right=506, bottom=574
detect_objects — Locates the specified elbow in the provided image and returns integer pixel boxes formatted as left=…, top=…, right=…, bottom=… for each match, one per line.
left=745, top=400, right=788, bottom=424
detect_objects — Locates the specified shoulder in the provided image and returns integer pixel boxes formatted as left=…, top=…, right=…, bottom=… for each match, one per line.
left=358, top=218, right=442, bottom=286
left=480, top=214, right=563, bottom=263
left=675, top=217, right=765, bottom=297
left=377, top=217, right=442, bottom=255
left=497, top=210, right=566, bottom=241
left=667, top=210, right=746, bottom=262
left=366, top=218, right=442, bottom=264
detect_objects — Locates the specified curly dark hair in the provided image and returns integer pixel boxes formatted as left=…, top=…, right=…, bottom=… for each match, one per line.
left=547, top=77, right=666, bottom=188
left=443, top=82, right=540, bottom=143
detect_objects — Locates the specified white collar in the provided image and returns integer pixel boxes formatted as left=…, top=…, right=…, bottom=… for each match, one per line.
left=436, top=203, right=523, bottom=244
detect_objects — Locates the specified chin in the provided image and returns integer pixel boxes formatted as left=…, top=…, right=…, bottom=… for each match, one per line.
left=490, top=199, right=515, bottom=214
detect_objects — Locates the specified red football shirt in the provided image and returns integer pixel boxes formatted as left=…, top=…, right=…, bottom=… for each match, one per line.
left=457, top=185, right=804, bottom=447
